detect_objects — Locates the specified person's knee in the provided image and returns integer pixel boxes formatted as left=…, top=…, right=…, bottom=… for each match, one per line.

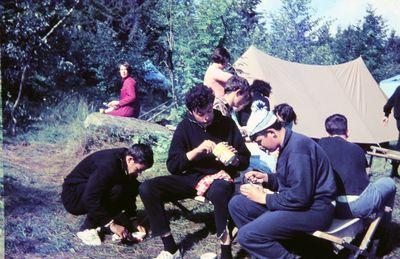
left=228, top=194, right=244, bottom=215
left=236, top=228, right=249, bottom=246
left=378, top=177, right=396, bottom=195
left=387, top=177, right=396, bottom=193
left=139, top=180, right=157, bottom=199
left=207, top=180, right=233, bottom=201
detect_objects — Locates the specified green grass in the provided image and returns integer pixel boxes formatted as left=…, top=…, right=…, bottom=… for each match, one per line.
left=3, top=102, right=400, bottom=258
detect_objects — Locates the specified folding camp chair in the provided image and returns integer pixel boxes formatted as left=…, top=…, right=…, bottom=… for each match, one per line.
left=312, top=207, right=390, bottom=259
left=368, top=146, right=400, bottom=168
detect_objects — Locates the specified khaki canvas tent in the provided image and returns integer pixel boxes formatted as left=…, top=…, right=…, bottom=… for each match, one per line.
left=234, top=46, right=398, bottom=144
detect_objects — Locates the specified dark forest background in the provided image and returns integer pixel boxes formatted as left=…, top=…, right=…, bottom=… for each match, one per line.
left=2, top=0, right=400, bottom=135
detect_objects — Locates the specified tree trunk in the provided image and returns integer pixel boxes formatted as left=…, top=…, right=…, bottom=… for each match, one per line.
left=166, top=0, right=178, bottom=108
left=11, top=65, right=28, bottom=136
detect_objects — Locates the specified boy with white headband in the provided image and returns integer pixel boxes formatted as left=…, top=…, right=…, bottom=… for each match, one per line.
left=229, top=109, right=336, bottom=258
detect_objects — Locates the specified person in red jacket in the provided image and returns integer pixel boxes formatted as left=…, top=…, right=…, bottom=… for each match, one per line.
left=106, top=61, right=140, bottom=117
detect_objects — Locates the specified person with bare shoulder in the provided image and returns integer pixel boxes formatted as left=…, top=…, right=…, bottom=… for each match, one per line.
left=204, top=47, right=233, bottom=98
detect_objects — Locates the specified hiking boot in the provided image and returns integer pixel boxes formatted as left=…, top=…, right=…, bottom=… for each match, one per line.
left=153, top=250, right=182, bottom=259
left=76, top=228, right=101, bottom=246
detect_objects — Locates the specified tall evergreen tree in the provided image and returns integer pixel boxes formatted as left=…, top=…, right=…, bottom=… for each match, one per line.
left=261, top=0, right=335, bottom=64
left=333, top=6, right=390, bottom=81
left=382, top=31, right=400, bottom=78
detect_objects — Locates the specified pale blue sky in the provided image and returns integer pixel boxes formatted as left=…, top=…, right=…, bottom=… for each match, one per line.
left=259, top=0, right=400, bottom=34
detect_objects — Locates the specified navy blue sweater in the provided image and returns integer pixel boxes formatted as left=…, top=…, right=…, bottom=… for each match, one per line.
left=63, top=148, right=139, bottom=225
left=319, top=136, right=369, bottom=196
left=167, top=110, right=250, bottom=187
left=265, top=130, right=336, bottom=211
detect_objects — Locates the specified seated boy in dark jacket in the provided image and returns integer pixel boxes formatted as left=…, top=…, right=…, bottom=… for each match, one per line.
left=140, top=84, right=250, bottom=259
left=229, top=109, right=336, bottom=259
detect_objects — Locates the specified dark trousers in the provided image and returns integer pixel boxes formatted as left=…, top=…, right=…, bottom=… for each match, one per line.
left=228, top=195, right=334, bottom=259
left=391, top=120, right=400, bottom=176
left=139, top=174, right=234, bottom=238
left=61, top=183, right=127, bottom=230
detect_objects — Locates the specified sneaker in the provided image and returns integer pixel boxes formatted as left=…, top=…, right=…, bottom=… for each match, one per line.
left=154, top=250, right=181, bottom=259
left=76, top=228, right=101, bottom=246
left=111, top=233, right=122, bottom=242
left=200, top=252, right=217, bottom=259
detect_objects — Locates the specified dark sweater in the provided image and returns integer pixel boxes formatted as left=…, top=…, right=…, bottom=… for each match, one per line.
left=167, top=110, right=250, bottom=187
left=318, top=136, right=369, bottom=196
left=384, top=86, right=400, bottom=120
left=63, top=148, right=139, bottom=225
left=265, top=130, right=336, bottom=211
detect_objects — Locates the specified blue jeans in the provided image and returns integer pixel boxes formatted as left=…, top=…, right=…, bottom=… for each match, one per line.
left=228, top=195, right=334, bottom=259
left=335, top=177, right=396, bottom=226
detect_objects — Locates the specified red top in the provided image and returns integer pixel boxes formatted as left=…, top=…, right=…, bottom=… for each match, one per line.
left=108, top=76, right=140, bottom=117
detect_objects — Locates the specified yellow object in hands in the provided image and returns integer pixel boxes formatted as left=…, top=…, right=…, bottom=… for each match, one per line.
left=212, top=142, right=237, bottom=166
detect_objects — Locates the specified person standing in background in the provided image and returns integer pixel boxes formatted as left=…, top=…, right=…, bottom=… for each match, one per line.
left=106, top=61, right=140, bottom=117
left=204, top=47, right=233, bottom=98
left=383, top=85, right=400, bottom=177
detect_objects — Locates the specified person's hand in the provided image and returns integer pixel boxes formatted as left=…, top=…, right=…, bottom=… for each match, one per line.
left=104, top=107, right=116, bottom=113
left=110, top=222, right=130, bottom=239
left=240, top=184, right=271, bottom=204
left=136, top=224, right=146, bottom=233
left=132, top=220, right=146, bottom=233
left=245, top=170, right=268, bottom=184
left=187, top=140, right=216, bottom=161
left=221, top=142, right=237, bottom=154
left=108, top=100, right=120, bottom=108
left=383, top=116, right=389, bottom=126
left=196, top=140, right=216, bottom=155
left=239, top=126, right=248, bottom=137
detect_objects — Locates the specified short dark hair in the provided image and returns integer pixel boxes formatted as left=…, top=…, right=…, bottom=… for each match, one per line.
left=251, top=80, right=272, bottom=98
left=185, top=84, right=215, bottom=112
left=250, top=120, right=283, bottom=142
left=273, top=103, right=297, bottom=126
left=325, top=114, right=347, bottom=136
left=126, top=144, right=154, bottom=168
left=225, top=76, right=250, bottom=95
left=211, top=47, right=230, bottom=65
left=119, top=61, right=132, bottom=74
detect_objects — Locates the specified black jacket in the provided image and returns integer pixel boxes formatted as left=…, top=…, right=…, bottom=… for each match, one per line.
left=167, top=110, right=250, bottom=187
left=63, top=148, right=139, bottom=226
left=384, top=86, right=400, bottom=120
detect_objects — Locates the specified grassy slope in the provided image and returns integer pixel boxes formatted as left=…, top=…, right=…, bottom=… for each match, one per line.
left=2, top=104, right=400, bottom=258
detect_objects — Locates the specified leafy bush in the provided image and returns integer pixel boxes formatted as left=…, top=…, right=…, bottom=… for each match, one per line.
left=131, top=133, right=172, bottom=163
